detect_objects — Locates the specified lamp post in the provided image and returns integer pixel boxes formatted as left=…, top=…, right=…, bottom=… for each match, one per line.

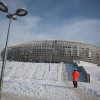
left=52, top=48, right=56, bottom=63
left=48, top=47, right=51, bottom=71
left=0, top=0, right=28, bottom=98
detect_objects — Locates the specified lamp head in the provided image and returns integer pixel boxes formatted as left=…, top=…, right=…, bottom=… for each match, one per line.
left=0, top=1, right=8, bottom=12
left=15, top=8, right=28, bottom=16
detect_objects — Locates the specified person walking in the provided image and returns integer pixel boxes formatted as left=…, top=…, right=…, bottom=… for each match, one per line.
left=71, top=69, right=79, bottom=88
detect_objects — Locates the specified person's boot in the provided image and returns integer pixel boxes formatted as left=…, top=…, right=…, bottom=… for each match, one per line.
left=74, top=83, right=76, bottom=88
left=75, top=82, right=77, bottom=88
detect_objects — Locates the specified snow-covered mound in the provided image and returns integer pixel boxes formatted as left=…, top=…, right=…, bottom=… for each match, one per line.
left=76, top=61, right=100, bottom=82
left=75, top=61, right=100, bottom=98
left=0, top=61, right=99, bottom=100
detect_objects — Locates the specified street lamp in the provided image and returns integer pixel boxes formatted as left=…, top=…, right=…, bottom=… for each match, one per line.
left=0, top=0, right=28, bottom=98
left=52, top=48, right=55, bottom=63
left=48, top=47, right=52, bottom=71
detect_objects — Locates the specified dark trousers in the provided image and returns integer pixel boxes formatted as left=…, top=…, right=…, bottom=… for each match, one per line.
left=73, top=81, right=77, bottom=88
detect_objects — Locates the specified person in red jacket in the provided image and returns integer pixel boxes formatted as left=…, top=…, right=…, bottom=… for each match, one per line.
left=71, top=69, right=79, bottom=88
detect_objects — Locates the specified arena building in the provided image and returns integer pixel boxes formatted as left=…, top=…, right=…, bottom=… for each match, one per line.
left=1, top=40, right=100, bottom=64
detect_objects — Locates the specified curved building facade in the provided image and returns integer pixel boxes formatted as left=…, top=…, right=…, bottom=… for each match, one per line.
left=1, top=40, right=100, bottom=64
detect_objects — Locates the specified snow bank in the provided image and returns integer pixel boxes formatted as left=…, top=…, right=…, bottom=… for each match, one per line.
left=0, top=61, right=99, bottom=100
left=75, top=61, right=100, bottom=98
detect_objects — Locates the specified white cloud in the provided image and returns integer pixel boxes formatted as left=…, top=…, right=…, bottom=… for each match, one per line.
left=0, top=16, right=100, bottom=54
left=60, top=18, right=100, bottom=44
left=21, top=16, right=40, bottom=29
left=0, top=16, right=40, bottom=52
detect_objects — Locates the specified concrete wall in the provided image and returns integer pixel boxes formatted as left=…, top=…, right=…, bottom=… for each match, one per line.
left=73, top=61, right=90, bottom=83
left=79, top=66, right=90, bottom=83
left=76, top=60, right=97, bottom=67
left=58, top=62, right=67, bottom=81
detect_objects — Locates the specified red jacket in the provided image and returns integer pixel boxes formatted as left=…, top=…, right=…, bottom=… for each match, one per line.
left=71, top=71, right=79, bottom=81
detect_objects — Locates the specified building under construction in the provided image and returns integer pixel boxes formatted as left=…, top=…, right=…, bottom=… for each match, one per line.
left=1, top=40, right=100, bottom=64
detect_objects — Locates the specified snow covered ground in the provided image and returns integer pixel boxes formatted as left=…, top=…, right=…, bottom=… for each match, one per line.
left=76, top=61, right=100, bottom=99
left=0, top=61, right=99, bottom=100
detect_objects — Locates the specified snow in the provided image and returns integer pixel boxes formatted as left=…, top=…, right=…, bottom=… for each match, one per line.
left=0, top=61, right=100, bottom=100
left=76, top=61, right=100, bottom=98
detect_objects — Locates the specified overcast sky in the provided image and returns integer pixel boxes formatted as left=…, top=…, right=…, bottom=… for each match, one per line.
left=0, top=0, right=100, bottom=52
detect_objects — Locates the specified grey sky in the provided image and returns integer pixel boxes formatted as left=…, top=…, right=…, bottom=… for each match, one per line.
left=0, top=0, right=100, bottom=53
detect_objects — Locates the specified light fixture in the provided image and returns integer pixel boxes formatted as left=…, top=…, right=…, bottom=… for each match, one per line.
left=0, top=1, right=28, bottom=98
left=15, top=8, right=28, bottom=16
left=0, top=1, right=8, bottom=12
left=6, top=14, right=17, bottom=20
